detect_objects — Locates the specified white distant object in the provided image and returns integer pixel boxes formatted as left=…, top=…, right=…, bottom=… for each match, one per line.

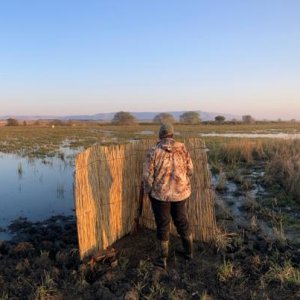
left=52, top=125, right=55, bottom=129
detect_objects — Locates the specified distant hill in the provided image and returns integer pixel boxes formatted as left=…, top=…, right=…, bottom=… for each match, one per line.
left=0, top=111, right=241, bottom=122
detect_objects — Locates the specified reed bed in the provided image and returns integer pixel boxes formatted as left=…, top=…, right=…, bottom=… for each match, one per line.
left=206, top=138, right=267, bottom=165
left=264, top=139, right=300, bottom=202
left=75, top=138, right=216, bottom=259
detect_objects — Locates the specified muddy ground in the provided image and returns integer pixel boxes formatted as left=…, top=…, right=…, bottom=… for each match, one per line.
left=1, top=164, right=300, bottom=299
left=1, top=219, right=300, bottom=299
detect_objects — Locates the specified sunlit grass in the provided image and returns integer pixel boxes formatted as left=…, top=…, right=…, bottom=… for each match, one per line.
left=1, top=121, right=300, bottom=158
left=262, top=261, right=300, bottom=286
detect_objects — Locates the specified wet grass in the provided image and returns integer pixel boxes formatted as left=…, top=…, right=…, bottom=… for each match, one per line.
left=1, top=121, right=300, bottom=158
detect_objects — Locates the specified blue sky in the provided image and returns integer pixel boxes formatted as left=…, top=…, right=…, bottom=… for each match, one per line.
left=0, top=0, right=299, bottom=119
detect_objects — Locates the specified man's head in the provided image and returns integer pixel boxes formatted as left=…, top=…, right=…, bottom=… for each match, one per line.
left=159, top=123, right=174, bottom=139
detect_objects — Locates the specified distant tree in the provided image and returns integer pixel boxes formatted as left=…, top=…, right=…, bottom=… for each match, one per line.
left=215, top=115, right=225, bottom=123
left=6, top=118, right=19, bottom=126
left=153, top=113, right=175, bottom=124
left=291, top=119, right=297, bottom=123
left=50, top=119, right=64, bottom=126
left=179, top=111, right=201, bottom=124
left=112, top=111, right=137, bottom=125
left=34, top=120, right=41, bottom=125
left=242, top=115, right=255, bottom=124
left=23, top=121, right=27, bottom=126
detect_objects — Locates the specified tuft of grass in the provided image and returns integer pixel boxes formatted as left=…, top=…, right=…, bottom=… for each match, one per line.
left=241, top=178, right=253, bottom=191
left=215, top=172, right=227, bottom=192
left=250, top=215, right=259, bottom=231
left=241, top=194, right=260, bottom=212
left=0, top=292, right=9, bottom=300
left=217, top=260, right=235, bottom=282
left=264, top=140, right=300, bottom=203
left=200, top=290, right=214, bottom=300
left=34, top=271, right=57, bottom=300
left=272, top=217, right=287, bottom=245
left=262, top=261, right=300, bottom=286
left=213, top=228, right=236, bottom=252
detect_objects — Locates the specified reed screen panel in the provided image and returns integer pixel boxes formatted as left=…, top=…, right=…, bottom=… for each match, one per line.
left=75, top=139, right=216, bottom=259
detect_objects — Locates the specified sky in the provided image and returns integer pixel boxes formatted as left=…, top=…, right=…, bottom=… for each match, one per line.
left=0, top=0, right=300, bottom=120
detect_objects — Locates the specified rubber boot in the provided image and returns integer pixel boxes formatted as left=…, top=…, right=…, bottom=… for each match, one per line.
left=181, top=234, right=193, bottom=260
left=154, top=240, right=169, bottom=269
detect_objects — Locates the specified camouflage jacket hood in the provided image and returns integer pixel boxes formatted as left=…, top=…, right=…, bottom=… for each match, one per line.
left=143, top=138, right=193, bottom=201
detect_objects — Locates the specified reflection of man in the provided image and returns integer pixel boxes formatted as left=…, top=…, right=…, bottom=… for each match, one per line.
left=143, top=123, right=194, bottom=269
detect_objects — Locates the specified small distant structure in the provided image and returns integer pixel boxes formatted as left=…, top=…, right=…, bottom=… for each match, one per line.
left=52, top=125, right=55, bottom=129
left=74, top=139, right=217, bottom=259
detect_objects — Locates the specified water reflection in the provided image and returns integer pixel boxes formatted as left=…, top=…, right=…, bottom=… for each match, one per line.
left=0, top=150, right=79, bottom=240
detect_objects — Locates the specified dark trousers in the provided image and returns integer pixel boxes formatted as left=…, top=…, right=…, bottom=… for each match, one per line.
left=150, top=196, right=191, bottom=241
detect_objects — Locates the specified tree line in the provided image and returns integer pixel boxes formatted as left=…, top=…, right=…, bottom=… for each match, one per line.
left=111, top=111, right=202, bottom=125
left=5, top=113, right=296, bottom=126
left=111, top=111, right=256, bottom=125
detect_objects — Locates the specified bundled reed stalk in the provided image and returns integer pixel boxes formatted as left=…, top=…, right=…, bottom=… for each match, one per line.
left=75, top=138, right=216, bottom=259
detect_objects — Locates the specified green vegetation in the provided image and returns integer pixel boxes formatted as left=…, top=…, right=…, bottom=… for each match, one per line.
left=179, top=111, right=201, bottom=124
left=1, top=121, right=299, bottom=157
left=152, top=112, right=175, bottom=124
left=262, top=261, right=300, bottom=286
left=111, top=111, right=137, bottom=125
left=217, top=260, right=236, bottom=282
left=6, top=118, right=19, bottom=126
left=215, top=115, right=226, bottom=123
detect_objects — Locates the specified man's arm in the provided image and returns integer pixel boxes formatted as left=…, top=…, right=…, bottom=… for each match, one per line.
left=142, top=148, right=155, bottom=193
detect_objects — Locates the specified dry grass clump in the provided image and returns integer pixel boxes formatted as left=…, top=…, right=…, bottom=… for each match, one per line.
left=264, top=140, right=300, bottom=202
left=213, top=228, right=237, bottom=252
left=34, top=271, right=57, bottom=300
left=217, top=260, right=242, bottom=282
left=215, top=172, right=227, bottom=192
left=207, top=138, right=267, bottom=166
left=262, top=261, right=300, bottom=286
left=200, top=290, right=214, bottom=300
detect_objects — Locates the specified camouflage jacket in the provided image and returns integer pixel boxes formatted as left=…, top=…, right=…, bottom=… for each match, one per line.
left=143, top=138, right=193, bottom=201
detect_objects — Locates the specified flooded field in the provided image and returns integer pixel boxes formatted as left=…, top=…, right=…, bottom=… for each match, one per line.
left=200, top=132, right=300, bottom=139
left=1, top=124, right=300, bottom=299
left=0, top=149, right=79, bottom=240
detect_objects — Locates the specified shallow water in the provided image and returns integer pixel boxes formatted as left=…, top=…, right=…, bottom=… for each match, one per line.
left=138, top=130, right=155, bottom=135
left=212, top=173, right=273, bottom=236
left=200, top=132, right=300, bottom=139
left=0, top=150, right=79, bottom=240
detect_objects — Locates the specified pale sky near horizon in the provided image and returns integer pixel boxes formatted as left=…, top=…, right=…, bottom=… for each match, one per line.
left=1, top=0, right=300, bottom=120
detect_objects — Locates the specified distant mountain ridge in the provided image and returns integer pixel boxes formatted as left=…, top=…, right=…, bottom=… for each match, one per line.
left=0, top=111, right=241, bottom=122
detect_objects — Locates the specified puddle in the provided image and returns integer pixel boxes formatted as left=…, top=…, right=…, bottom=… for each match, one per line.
left=138, top=131, right=155, bottom=135
left=200, top=133, right=300, bottom=139
left=212, top=172, right=273, bottom=236
left=0, top=148, right=80, bottom=240
left=213, top=168, right=300, bottom=244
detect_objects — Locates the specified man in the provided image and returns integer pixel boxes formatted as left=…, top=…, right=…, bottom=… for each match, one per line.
left=143, top=123, right=193, bottom=268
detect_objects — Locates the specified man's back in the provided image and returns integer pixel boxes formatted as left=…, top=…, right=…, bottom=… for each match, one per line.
left=143, top=138, right=193, bottom=201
